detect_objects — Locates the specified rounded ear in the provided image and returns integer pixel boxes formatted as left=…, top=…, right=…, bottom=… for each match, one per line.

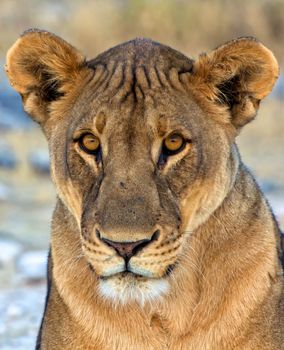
left=190, top=37, right=279, bottom=129
left=5, top=29, right=88, bottom=124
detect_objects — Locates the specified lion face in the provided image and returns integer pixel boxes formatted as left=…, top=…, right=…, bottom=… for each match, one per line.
left=57, top=87, right=233, bottom=304
left=6, top=31, right=278, bottom=305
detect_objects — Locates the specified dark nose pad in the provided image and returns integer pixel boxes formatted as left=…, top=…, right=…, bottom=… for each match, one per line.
left=99, top=230, right=160, bottom=261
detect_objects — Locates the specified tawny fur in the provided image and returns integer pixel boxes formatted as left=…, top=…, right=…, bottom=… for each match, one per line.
left=6, top=29, right=283, bottom=349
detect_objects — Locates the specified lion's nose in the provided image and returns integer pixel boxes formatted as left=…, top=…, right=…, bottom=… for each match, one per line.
left=98, top=230, right=160, bottom=261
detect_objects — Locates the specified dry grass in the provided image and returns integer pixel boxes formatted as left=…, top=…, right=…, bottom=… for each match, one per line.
left=0, top=0, right=284, bottom=64
left=238, top=99, right=284, bottom=185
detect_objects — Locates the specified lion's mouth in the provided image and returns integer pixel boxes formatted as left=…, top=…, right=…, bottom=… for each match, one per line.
left=99, top=270, right=139, bottom=280
left=95, top=264, right=156, bottom=281
left=99, top=270, right=145, bottom=281
left=89, top=262, right=178, bottom=281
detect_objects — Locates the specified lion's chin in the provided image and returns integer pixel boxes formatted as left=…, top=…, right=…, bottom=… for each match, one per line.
left=98, top=272, right=169, bottom=306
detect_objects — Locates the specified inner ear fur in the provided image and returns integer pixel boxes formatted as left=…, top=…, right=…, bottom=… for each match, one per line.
left=191, top=37, right=279, bottom=129
left=5, top=29, right=87, bottom=124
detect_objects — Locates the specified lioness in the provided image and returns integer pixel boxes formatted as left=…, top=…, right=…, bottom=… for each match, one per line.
left=6, top=29, right=284, bottom=349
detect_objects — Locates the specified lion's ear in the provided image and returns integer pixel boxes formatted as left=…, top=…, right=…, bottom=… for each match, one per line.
left=191, top=37, right=279, bottom=129
left=5, top=29, right=87, bottom=124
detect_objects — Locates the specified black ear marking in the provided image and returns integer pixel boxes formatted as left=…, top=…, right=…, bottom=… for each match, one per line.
left=217, top=75, right=241, bottom=109
left=40, top=71, right=65, bottom=102
left=25, top=61, right=65, bottom=102
left=216, top=65, right=263, bottom=109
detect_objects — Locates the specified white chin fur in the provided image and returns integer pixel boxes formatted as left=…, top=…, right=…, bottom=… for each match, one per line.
left=98, top=276, right=169, bottom=306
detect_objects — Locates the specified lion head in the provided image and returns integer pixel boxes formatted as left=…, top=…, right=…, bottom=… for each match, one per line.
left=6, top=30, right=278, bottom=305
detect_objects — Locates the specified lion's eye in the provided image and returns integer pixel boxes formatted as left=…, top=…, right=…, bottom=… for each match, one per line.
left=79, top=133, right=100, bottom=154
left=163, top=133, right=185, bottom=154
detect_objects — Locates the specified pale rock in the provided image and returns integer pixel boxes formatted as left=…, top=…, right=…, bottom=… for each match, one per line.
left=17, top=251, right=47, bottom=280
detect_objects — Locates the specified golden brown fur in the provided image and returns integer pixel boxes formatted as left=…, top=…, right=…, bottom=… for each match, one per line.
left=6, top=29, right=284, bottom=349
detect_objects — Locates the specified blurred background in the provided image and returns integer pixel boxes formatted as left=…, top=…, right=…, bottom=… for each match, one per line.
left=0, top=0, right=283, bottom=349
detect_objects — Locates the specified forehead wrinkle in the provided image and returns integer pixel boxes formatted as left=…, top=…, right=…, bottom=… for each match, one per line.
left=101, top=60, right=118, bottom=92
left=98, top=62, right=160, bottom=107
left=106, top=61, right=125, bottom=91
left=86, top=38, right=194, bottom=110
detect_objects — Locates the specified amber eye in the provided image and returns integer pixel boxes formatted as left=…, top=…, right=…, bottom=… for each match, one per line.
left=79, top=133, right=100, bottom=154
left=163, top=133, right=185, bottom=154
